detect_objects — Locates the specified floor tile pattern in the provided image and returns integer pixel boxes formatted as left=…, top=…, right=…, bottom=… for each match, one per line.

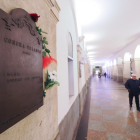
left=87, top=77, right=140, bottom=140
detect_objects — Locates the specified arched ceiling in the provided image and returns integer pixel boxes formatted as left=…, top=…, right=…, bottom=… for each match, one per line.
left=75, top=0, right=140, bottom=66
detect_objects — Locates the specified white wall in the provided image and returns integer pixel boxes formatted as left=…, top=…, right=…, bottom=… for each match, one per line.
left=56, top=0, right=79, bottom=124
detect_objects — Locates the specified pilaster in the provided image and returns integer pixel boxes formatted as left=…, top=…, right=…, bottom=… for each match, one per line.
left=116, top=64, right=123, bottom=82
left=45, top=0, right=60, bottom=23
left=123, top=61, right=131, bottom=84
left=131, top=58, right=140, bottom=79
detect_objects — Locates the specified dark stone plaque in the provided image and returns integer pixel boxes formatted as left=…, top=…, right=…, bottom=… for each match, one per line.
left=0, top=8, right=43, bottom=134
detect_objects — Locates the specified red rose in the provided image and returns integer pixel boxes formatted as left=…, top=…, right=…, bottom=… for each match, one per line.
left=30, top=13, right=40, bottom=22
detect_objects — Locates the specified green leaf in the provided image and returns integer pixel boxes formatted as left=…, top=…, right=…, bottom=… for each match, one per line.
left=43, top=37, right=46, bottom=40
left=36, top=26, right=39, bottom=31
left=46, top=82, right=54, bottom=90
left=45, top=81, right=60, bottom=90
left=42, top=40, right=48, bottom=45
left=46, top=70, right=51, bottom=84
left=43, top=91, right=46, bottom=97
left=54, top=81, right=60, bottom=86
left=45, top=48, right=50, bottom=54
left=45, top=41, right=48, bottom=45
left=42, top=51, right=46, bottom=57
left=42, top=45, right=46, bottom=49
left=42, top=31, right=47, bottom=34
left=45, top=82, right=47, bottom=87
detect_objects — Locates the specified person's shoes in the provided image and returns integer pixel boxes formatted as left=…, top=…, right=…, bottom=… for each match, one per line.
left=130, top=106, right=132, bottom=110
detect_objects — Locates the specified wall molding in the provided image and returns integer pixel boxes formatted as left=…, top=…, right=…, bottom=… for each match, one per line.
left=44, top=0, right=60, bottom=23
left=77, top=45, right=82, bottom=54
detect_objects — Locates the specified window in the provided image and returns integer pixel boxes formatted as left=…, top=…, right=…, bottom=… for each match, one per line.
left=68, top=32, right=73, bottom=58
left=68, top=58, right=74, bottom=97
left=67, top=32, right=74, bottom=98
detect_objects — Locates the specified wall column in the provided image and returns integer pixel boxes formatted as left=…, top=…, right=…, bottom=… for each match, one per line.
left=77, top=45, right=82, bottom=95
left=117, top=64, right=123, bottom=82
left=113, top=65, right=117, bottom=81
left=108, top=66, right=111, bottom=78
left=111, top=66, right=114, bottom=79
left=77, top=45, right=83, bottom=115
left=106, top=67, right=108, bottom=77
left=123, top=61, right=131, bottom=84
left=102, top=68, right=105, bottom=74
left=132, top=58, right=140, bottom=79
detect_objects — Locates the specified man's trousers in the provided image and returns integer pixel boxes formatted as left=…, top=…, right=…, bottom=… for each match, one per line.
left=129, top=93, right=139, bottom=109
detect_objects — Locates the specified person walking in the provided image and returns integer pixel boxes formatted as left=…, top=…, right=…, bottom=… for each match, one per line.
left=125, top=74, right=140, bottom=111
left=104, top=72, right=107, bottom=78
left=98, top=72, right=101, bottom=78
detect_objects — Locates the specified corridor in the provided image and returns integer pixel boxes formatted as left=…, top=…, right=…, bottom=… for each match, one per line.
left=87, top=77, right=140, bottom=140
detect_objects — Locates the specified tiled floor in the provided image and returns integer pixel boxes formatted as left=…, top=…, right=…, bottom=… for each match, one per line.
left=87, top=77, right=140, bottom=140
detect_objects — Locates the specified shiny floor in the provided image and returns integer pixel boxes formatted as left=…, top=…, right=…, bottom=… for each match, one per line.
left=87, top=77, right=140, bottom=140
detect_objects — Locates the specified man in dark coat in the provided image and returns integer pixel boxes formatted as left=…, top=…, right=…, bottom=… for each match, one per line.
left=104, top=72, right=107, bottom=78
left=125, top=74, right=140, bottom=111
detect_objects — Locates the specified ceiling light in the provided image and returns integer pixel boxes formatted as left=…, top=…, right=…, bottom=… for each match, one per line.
left=88, top=55, right=96, bottom=58
left=89, top=58, right=95, bottom=61
left=89, top=58, right=94, bottom=60
left=87, top=52, right=95, bottom=55
left=87, top=54, right=97, bottom=57
left=85, top=34, right=96, bottom=42
left=84, top=34, right=99, bottom=42
left=87, top=45, right=97, bottom=51
left=89, top=60, right=95, bottom=62
left=89, top=59, right=95, bottom=62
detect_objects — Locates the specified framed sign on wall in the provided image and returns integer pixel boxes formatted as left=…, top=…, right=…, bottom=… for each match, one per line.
left=0, top=8, right=43, bottom=134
